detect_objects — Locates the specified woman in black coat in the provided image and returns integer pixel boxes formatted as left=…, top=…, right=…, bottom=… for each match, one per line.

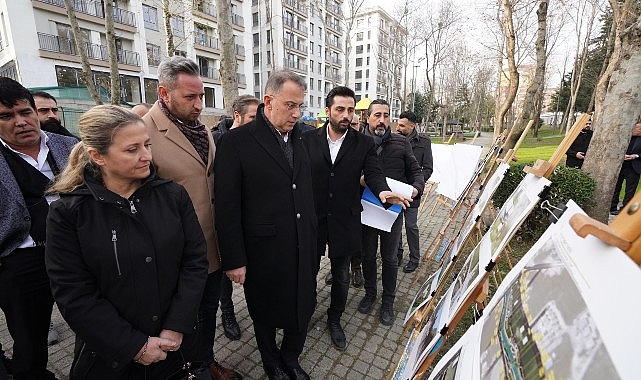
left=45, top=105, right=208, bottom=379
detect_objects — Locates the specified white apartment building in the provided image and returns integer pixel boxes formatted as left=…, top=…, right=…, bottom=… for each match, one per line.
left=0, top=0, right=253, bottom=124
left=347, top=6, right=405, bottom=119
left=251, top=0, right=345, bottom=119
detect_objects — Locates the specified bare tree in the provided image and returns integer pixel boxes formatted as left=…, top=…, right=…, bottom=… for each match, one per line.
left=215, top=0, right=239, bottom=115
left=163, top=0, right=175, bottom=56
left=343, top=0, right=366, bottom=87
left=505, top=0, right=548, bottom=149
left=582, top=0, right=641, bottom=222
left=493, top=0, right=519, bottom=137
left=62, top=0, right=102, bottom=104
left=104, top=0, right=121, bottom=105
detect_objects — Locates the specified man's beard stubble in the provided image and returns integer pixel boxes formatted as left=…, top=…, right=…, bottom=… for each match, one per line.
left=329, top=118, right=349, bottom=134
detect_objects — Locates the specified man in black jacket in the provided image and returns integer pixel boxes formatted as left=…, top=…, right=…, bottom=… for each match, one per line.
left=396, top=111, right=433, bottom=273
left=357, top=99, right=424, bottom=326
left=566, top=119, right=593, bottom=169
left=302, top=87, right=409, bottom=350
left=610, top=122, right=641, bottom=214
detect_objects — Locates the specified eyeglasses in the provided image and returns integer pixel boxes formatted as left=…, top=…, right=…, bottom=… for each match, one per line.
left=269, top=95, right=306, bottom=112
left=37, top=107, right=59, bottom=114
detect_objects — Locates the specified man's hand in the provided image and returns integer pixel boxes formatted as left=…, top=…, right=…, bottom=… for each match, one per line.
left=226, top=267, right=246, bottom=284
left=576, top=152, right=585, bottom=159
left=412, top=187, right=419, bottom=198
left=134, top=337, right=174, bottom=365
left=378, top=191, right=411, bottom=209
left=624, top=154, right=639, bottom=161
left=159, top=329, right=183, bottom=352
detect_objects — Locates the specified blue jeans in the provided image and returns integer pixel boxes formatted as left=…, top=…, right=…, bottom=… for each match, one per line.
left=197, top=270, right=222, bottom=363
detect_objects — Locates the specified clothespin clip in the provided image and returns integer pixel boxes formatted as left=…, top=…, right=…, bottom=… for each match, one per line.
left=540, top=200, right=567, bottom=223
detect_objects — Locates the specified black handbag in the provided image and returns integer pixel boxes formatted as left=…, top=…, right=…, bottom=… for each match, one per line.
left=164, top=351, right=212, bottom=380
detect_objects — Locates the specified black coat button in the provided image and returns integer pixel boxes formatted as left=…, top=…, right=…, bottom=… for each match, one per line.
left=145, top=257, right=152, bottom=263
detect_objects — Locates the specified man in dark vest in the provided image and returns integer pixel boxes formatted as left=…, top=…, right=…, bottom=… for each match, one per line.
left=0, top=77, right=77, bottom=380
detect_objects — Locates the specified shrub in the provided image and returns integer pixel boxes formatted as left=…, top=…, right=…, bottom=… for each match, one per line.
left=492, top=162, right=596, bottom=242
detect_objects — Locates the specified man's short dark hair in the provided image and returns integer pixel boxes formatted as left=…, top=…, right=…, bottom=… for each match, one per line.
left=264, top=70, right=306, bottom=95
left=367, top=99, right=390, bottom=115
left=0, top=77, right=36, bottom=110
left=326, top=86, right=356, bottom=108
left=31, top=91, right=58, bottom=104
left=232, top=94, right=260, bottom=116
left=399, top=111, right=418, bottom=124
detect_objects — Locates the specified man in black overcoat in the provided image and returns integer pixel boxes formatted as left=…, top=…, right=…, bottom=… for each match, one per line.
left=302, top=86, right=410, bottom=351
left=610, top=122, right=641, bottom=214
left=214, top=70, right=317, bottom=380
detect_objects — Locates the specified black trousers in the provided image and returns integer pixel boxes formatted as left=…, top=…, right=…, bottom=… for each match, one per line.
left=316, top=255, right=350, bottom=323
left=0, top=247, right=55, bottom=380
left=219, top=274, right=235, bottom=315
left=361, top=213, right=404, bottom=306
left=611, top=164, right=640, bottom=211
left=253, top=321, right=308, bottom=371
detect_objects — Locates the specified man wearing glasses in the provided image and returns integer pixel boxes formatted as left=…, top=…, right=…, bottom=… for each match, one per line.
left=31, top=92, right=77, bottom=138
left=215, top=70, right=317, bottom=380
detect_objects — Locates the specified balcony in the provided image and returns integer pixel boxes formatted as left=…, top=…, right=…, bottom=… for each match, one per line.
left=325, top=37, right=341, bottom=50
left=200, top=66, right=220, bottom=81
left=325, top=1, right=342, bottom=16
left=283, top=39, right=308, bottom=54
left=325, top=21, right=342, bottom=34
left=283, top=0, right=307, bottom=16
left=232, top=13, right=245, bottom=28
left=194, top=35, right=220, bottom=50
left=38, top=32, right=140, bottom=66
left=284, top=18, right=308, bottom=36
left=193, top=0, right=217, bottom=18
left=235, top=44, right=246, bottom=56
left=325, top=72, right=342, bottom=82
left=284, top=59, right=307, bottom=73
left=34, top=0, right=136, bottom=28
left=329, top=55, right=342, bottom=66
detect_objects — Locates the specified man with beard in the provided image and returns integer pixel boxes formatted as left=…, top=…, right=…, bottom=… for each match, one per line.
left=302, top=86, right=410, bottom=350
left=31, top=92, right=77, bottom=139
left=358, top=99, right=424, bottom=326
left=395, top=111, right=432, bottom=273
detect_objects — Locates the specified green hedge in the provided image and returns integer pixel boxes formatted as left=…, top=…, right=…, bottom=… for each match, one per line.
left=492, top=162, right=596, bottom=242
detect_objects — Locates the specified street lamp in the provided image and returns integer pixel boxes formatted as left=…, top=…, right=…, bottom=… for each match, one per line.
left=411, top=56, right=425, bottom=112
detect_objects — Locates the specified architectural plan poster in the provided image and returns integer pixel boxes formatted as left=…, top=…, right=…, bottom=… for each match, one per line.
left=427, top=200, right=641, bottom=379
left=404, top=267, right=442, bottom=325
left=473, top=162, right=510, bottom=217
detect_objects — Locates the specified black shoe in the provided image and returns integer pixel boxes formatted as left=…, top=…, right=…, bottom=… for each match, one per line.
left=327, top=320, right=347, bottom=350
left=0, top=354, right=11, bottom=375
left=325, top=272, right=333, bottom=285
left=351, top=268, right=363, bottom=288
left=221, top=312, right=241, bottom=340
left=358, top=294, right=375, bottom=314
left=403, top=261, right=418, bottom=273
left=285, top=366, right=311, bottom=380
left=264, top=365, right=289, bottom=380
left=380, top=304, right=394, bottom=326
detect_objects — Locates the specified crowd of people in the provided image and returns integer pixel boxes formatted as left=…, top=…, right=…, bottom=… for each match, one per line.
left=0, top=57, right=434, bottom=380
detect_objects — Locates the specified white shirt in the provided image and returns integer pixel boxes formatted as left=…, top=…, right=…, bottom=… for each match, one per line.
left=0, top=131, right=59, bottom=248
left=327, top=128, right=347, bottom=164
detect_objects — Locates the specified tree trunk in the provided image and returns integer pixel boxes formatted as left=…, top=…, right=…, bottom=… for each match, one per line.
left=505, top=0, right=548, bottom=150
left=163, top=0, right=175, bottom=56
left=215, top=0, right=238, bottom=115
left=104, top=1, right=121, bottom=105
left=587, top=20, right=616, bottom=112
left=494, top=0, right=519, bottom=137
left=583, top=1, right=641, bottom=222
left=63, top=0, right=102, bottom=104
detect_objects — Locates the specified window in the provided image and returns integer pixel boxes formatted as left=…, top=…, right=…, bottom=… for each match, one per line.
left=355, top=70, right=362, bottom=79
left=170, top=16, right=185, bottom=37
left=205, top=87, right=215, bottom=108
left=146, top=43, right=161, bottom=66
left=310, top=60, right=314, bottom=72
left=356, top=58, right=362, bottom=67
left=356, top=32, right=363, bottom=41
left=367, top=31, right=370, bottom=39
left=365, top=82, right=369, bottom=90
left=318, top=26, right=322, bottom=35
left=367, top=44, right=371, bottom=53
left=120, top=75, right=142, bottom=103
left=318, top=97, right=321, bottom=106
left=266, top=51, right=271, bottom=64
left=144, top=78, right=158, bottom=103
left=253, top=33, right=259, bottom=46
left=355, top=82, right=361, bottom=91
left=356, top=45, right=363, bottom=54
left=253, top=53, right=259, bottom=67
left=310, top=23, right=314, bottom=36
left=254, top=73, right=260, bottom=86
left=252, top=12, right=259, bottom=27
left=310, top=41, right=314, bottom=52
left=356, top=19, right=363, bottom=27
left=309, top=95, right=313, bottom=107
left=309, top=78, right=313, bottom=90
left=318, top=80, right=321, bottom=89
left=266, top=30, right=271, bottom=44
left=367, top=57, right=370, bottom=65
left=318, top=62, right=321, bottom=72
left=142, top=5, right=158, bottom=30
left=366, top=69, right=369, bottom=78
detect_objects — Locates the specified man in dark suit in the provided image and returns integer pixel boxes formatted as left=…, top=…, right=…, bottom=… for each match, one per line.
left=302, top=86, right=410, bottom=351
left=215, top=70, right=317, bottom=380
left=610, top=122, right=641, bottom=214
left=358, top=99, right=424, bottom=326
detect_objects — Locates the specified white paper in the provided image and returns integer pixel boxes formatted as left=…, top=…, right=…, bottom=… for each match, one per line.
left=360, top=199, right=400, bottom=232
left=386, top=177, right=415, bottom=198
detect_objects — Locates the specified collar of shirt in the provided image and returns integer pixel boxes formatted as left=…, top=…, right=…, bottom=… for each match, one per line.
left=0, top=130, right=51, bottom=176
left=326, top=126, right=347, bottom=164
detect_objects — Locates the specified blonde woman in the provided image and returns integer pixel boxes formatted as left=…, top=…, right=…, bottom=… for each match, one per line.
left=45, top=105, right=208, bottom=379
